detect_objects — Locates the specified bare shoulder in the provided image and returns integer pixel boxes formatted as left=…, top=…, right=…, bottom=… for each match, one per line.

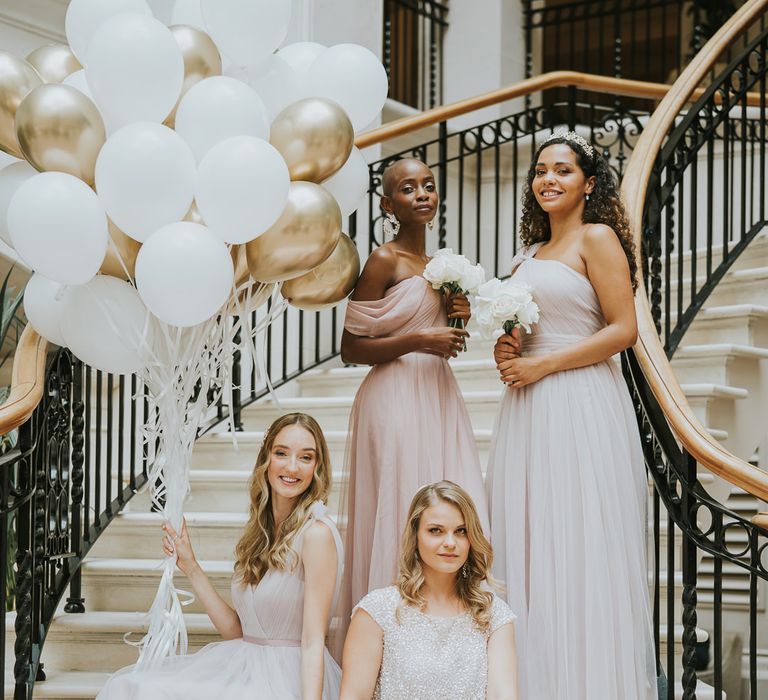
left=581, top=224, right=625, bottom=262
left=302, top=519, right=336, bottom=552
left=361, top=244, right=398, bottom=277
left=352, top=245, right=398, bottom=300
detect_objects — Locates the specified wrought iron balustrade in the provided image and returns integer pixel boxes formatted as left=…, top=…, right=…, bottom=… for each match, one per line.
left=623, top=19, right=768, bottom=700
left=383, top=0, right=449, bottom=110
left=1, top=349, right=151, bottom=699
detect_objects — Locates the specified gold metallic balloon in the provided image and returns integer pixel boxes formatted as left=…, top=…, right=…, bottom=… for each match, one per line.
left=246, top=181, right=342, bottom=283
left=184, top=201, right=205, bottom=224
left=165, top=25, right=222, bottom=127
left=15, top=84, right=106, bottom=186
left=281, top=233, right=360, bottom=311
left=100, top=219, right=141, bottom=280
left=26, top=44, right=81, bottom=84
left=230, top=244, right=251, bottom=288
left=270, top=98, right=353, bottom=183
left=0, top=52, right=42, bottom=158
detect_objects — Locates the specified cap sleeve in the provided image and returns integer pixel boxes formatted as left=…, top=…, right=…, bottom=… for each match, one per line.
left=489, top=595, right=516, bottom=635
left=352, top=586, right=400, bottom=632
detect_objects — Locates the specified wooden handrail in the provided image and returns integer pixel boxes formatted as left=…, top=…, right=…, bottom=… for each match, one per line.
left=620, top=0, right=768, bottom=503
left=356, top=71, right=766, bottom=149
left=0, top=325, right=48, bottom=434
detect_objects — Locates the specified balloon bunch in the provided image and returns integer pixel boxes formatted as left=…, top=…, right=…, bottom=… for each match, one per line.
left=0, top=0, right=387, bottom=666
left=1, top=0, right=382, bottom=372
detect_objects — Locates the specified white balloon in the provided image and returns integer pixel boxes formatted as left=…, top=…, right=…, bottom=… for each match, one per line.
left=62, top=275, right=152, bottom=374
left=195, top=136, right=289, bottom=244
left=96, top=122, right=196, bottom=242
left=86, top=13, right=184, bottom=130
left=24, top=273, right=68, bottom=346
left=62, top=69, right=94, bottom=101
left=136, top=222, right=233, bottom=326
left=246, top=55, right=299, bottom=123
left=305, top=44, right=388, bottom=132
left=171, top=0, right=205, bottom=30
left=200, top=0, right=291, bottom=68
left=0, top=161, right=37, bottom=247
left=277, top=41, right=326, bottom=94
left=65, top=0, right=153, bottom=64
left=175, top=77, right=269, bottom=161
left=321, top=147, right=369, bottom=216
left=8, top=172, right=108, bottom=285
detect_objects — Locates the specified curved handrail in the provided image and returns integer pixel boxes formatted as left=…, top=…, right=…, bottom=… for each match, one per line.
left=356, top=70, right=765, bottom=149
left=0, top=325, right=48, bottom=434
left=621, top=0, right=768, bottom=502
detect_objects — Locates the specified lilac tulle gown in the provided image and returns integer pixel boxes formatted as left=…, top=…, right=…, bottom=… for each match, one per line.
left=485, top=243, right=656, bottom=699
left=97, top=502, right=343, bottom=700
left=336, top=276, right=489, bottom=652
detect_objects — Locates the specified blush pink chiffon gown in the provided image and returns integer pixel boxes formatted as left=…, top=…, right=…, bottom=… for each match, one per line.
left=485, top=243, right=656, bottom=699
left=335, top=275, right=489, bottom=655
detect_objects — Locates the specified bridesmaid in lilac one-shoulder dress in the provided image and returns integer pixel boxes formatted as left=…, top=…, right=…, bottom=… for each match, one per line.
left=335, top=159, right=489, bottom=656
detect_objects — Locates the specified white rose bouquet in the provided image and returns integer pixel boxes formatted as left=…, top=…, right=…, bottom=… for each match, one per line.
left=423, top=248, right=486, bottom=350
left=471, top=277, right=540, bottom=340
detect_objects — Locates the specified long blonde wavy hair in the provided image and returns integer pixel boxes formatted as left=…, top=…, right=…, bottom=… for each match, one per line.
left=234, top=412, right=332, bottom=586
left=397, top=481, right=497, bottom=632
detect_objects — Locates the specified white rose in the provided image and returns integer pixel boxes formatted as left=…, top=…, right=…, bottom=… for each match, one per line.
left=459, top=263, right=485, bottom=294
left=492, top=293, right=523, bottom=319
left=423, top=256, right=451, bottom=288
left=475, top=277, right=503, bottom=300
left=442, top=253, right=468, bottom=282
left=516, top=299, right=540, bottom=333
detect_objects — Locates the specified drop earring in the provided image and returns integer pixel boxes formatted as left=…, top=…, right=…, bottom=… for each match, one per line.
left=585, top=194, right=590, bottom=202
left=461, top=563, right=469, bottom=579
left=427, top=218, right=435, bottom=231
left=383, top=212, right=400, bottom=238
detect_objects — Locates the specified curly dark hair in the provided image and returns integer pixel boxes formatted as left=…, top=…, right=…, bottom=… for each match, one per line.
left=519, top=137, right=638, bottom=292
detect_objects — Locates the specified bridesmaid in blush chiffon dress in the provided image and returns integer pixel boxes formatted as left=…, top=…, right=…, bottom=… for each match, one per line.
left=486, top=133, right=656, bottom=699
left=335, top=159, right=489, bottom=657
left=97, top=414, right=343, bottom=700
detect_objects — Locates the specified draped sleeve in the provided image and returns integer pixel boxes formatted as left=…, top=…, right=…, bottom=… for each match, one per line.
left=344, top=277, right=430, bottom=337
left=509, top=242, right=543, bottom=275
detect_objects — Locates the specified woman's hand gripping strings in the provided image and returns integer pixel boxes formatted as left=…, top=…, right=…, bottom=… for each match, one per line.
left=162, top=520, right=242, bottom=640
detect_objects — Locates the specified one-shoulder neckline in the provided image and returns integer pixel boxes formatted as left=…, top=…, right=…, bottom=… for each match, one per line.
left=528, top=255, right=591, bottom=284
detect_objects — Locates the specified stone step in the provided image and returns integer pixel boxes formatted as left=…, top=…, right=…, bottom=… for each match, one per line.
left=3, top=671, right=110, bottom=699
left=679, top=382, right=748, bottom=428
left=190, top=427, right=493, bottom=474
left=677, top=303, right=768, bottom=347
left=88, top=512, right=246, bottom=561
left=671, top=343, right=768, bottom=386
left=670, top=265, right=768, bottom=307
left=80, top=558, right=233, bottom=614
left=240, top=390, right=504, bottom=433
left=5, top=612, right=218, bottom=674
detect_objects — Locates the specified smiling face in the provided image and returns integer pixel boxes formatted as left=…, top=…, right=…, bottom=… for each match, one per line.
left=532, top=143, right=595, bottom=216
left=266, top=424, right=317, bottom=505
left=416, top=500, right=470, bottom=576
left=381, top=158, right=438, bottom=227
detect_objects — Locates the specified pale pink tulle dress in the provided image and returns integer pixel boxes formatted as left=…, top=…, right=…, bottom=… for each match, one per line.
left=486, top=244, right=656, bottom=699
left=336, top=276, right=489, bottom=652
left=96, top=502, right=343, bottom=700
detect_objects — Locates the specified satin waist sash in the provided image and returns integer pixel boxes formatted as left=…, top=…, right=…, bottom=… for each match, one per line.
left=242, top=635, right=301, bottom=647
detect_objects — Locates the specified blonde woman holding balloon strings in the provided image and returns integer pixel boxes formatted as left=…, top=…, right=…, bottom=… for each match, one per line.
left=334, top=158, right=489, bottom=658
left=97, top=413, right=343, bottom=700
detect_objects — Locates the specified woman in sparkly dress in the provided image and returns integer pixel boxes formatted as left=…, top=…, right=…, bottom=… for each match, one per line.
left=339, top=481, right=517, bottom=700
